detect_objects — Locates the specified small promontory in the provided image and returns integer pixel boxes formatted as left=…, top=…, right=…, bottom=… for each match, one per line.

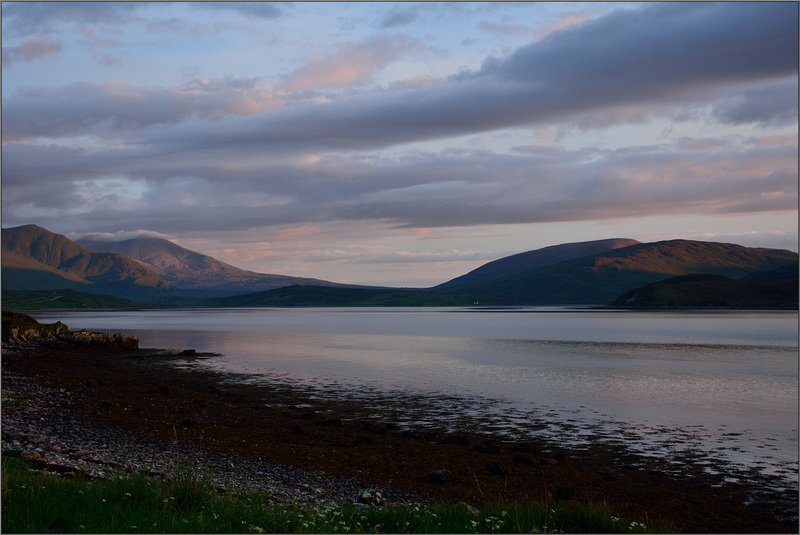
left=1, top=311, right=138, bottom=351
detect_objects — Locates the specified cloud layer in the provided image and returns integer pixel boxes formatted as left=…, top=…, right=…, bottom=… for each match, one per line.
left=2, top=2, right=797, bottom=284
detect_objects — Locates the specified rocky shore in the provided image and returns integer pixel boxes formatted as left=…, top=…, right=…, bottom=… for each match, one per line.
left=2, top=314, right=797, bottom=533
left=1, top=370, right=420, bottom=508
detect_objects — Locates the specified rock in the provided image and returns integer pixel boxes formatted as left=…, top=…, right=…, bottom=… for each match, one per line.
left=1, top=312, right=139, bottom=351
left=486, top=461, right=506, bottom=476
left=21, top=451, right=43, bottom=462
left=179, top=349, right=197, bottom=356
left=540, top=457, right=558, bottom=466
left=84, top=379, right=95, bottom=388
left=99, top=400, right=114, bottom=408
left=134, top=406, right=147, bottom=415
left=429, top=469, right=454, bottom=484
left=356, top=488, right=385, bottom=506
left=292, top=424, right=305, bottom=435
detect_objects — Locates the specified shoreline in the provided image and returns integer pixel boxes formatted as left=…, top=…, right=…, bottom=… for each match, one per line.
left=2, top=343, right=798, bottom=533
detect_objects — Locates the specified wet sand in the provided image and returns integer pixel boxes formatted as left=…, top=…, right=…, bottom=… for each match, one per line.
left=2, top=344, right=797, bottom=533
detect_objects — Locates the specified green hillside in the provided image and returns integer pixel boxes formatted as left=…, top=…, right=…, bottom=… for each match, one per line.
left=609, top=271, right=798, bottom=308
left=200, top=285, right=503, bottom=307
left=2, top=289, right=140, bottom=310
left=441, top=240, right=798, bottom=305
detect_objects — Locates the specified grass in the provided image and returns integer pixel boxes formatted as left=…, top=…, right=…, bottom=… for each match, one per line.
left=2, top=455, right=669, bottom=534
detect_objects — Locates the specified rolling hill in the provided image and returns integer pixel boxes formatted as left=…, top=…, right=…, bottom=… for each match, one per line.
left=2, top=225, right=178, bottom=301
left=433, top=239, right=799, bottom=305
left=435, top=238, right=640, bottom=291
left=4, top=224, right=797, bottom=308
left=77, top=235, right=352, bottom=297
left=610, top=267, right=798, bottom=308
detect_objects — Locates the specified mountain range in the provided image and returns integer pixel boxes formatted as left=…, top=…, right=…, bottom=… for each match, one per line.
left=2, top=225, right=175, bottom=301
left=77, top=235, right=352, bottom=298
left=2, top=224, right=797, bottom=308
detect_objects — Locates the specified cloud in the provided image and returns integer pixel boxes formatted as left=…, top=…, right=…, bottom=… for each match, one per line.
left=1, top=2, right=140, bottom=37
left=709, top=78, right=798, bottom=127
left=191, top=2, right=283, bottom=20
left=139, top=2, right=796, bottom=157
left=380, top=9, right=418, bottom=29
left=281, top=33, right=422, bottom=91
left=6, top=2, right=796, bottom=150
left=2, top=2, right=796, bottom=242
left=2, top=77, right=284, bottom=142
left=2, top=37, right=62, bottom=65
left=70, top=229, right=175, bottom=242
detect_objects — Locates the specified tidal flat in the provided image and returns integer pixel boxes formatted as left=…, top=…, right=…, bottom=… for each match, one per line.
left=1, top=341, right=797, bottom=533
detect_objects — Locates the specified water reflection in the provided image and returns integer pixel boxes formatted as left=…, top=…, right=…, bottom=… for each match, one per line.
left=30, top=308, right=799, bottom=491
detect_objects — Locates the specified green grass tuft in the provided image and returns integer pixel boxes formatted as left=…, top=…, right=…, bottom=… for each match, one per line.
left=2, top=456, right=671, bottom=533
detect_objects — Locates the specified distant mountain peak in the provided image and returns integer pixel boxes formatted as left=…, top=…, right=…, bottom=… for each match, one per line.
left=2, top=224, right=176, bottom=301
left=77, top=234, right=347, bottom=297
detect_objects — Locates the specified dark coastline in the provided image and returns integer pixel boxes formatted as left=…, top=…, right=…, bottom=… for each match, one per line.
left=2, top=343, right=798, bottom=533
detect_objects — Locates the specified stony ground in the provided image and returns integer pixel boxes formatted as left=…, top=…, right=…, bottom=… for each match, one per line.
left=2, top=344, right=797, bottom=533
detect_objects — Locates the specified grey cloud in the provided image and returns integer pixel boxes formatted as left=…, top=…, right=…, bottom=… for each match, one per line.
left=380, top=9, right=418, bottom=29
left=10, top=133, right=792, bottom=237
left=2, top=3, right=797, bottom=237
left=6, top=2, right=796, bottom=151
left=191, top=2, right=283, bottom=20
left=710, top=78, right=799, bottom=127
left=2, top=78, right=282, bottom=142
left=1, top=2, right=141, bottom=37
left=146, top=2, right=797, bottom=156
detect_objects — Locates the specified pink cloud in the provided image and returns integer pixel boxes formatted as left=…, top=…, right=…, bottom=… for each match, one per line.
left=2, top=36, right=62, bottom=65
left=282, top=34, right=420, bottom=91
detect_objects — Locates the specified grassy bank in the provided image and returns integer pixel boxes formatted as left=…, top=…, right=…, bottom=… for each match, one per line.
left=1, top=455, right=665, bottom=533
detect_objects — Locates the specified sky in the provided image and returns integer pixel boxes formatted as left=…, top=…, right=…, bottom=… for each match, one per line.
left=2, top=1, right=798, bottom=287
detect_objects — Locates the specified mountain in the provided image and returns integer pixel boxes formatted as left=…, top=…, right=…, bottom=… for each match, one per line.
left=2, top=225, right=177, bottom=301
left=435, top=239, right=799, bottom=305
left=435, top=238, right=640, bottom=291
left=609, top=267, right=799, bottom=308
left=77, top=235, right=351, bottom=298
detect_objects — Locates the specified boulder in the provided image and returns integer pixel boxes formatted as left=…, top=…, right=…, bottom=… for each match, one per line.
left=356, top=488, right=385, bottom=506
left=429, top=469, right=454, bottom=484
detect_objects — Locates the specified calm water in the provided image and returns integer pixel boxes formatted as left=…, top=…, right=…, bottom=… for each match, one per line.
left=32, top=307, right=799, bottom=489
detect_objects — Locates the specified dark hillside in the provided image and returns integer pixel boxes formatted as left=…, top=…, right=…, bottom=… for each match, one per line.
left=435, top=238, right=639, bottom=291
left=200, top=285, right=504, bottom=307
left=444, top=240, right=798, bottom=305
left=610, top=272, right=798, bottom=308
